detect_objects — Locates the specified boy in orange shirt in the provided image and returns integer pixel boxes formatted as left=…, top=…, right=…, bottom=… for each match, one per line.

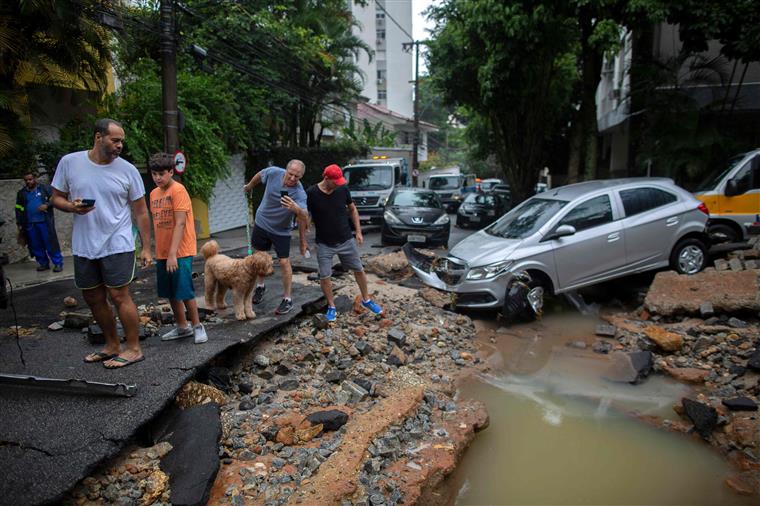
left=149, top=153, right=207, bottom=343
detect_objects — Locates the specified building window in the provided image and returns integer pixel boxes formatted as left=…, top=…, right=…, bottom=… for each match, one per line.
left=378, top=90, right=387, bottom=100
left=377, top=69, right=386, bottom=80
left=377, top=29, right=385, bottom=40
left=376, top=12, right=385, bottom=19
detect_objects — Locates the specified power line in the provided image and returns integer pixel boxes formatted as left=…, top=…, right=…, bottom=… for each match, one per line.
left=375, top=1, right=414, bottom=43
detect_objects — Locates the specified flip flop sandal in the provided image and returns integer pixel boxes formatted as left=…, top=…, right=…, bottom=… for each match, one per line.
left=84, top=351, right=118, bottom=363
left=103, top=355, right=145, bottom=369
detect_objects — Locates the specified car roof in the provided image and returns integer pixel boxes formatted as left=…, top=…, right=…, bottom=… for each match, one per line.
left=537, top=177, right=677, bottom=201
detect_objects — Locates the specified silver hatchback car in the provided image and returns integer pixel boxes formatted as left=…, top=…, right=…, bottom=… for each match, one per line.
left=405, top=178, right=710, bottom=320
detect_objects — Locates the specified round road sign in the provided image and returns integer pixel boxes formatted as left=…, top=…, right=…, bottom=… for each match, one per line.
left=174, top=151, right=187, bottom=174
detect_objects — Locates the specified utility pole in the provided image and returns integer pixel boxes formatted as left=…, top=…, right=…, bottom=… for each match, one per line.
left=404, top=40, right=422, bottom=187
left=160, top=0, right=179, bottom=154
left=412, top=40, right=420, bottom=187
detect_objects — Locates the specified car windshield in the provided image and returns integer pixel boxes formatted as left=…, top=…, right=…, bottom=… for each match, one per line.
left=485, top=197, right=568, bottom=239
left=695, top=154, right=746, bottom=192
left=344, top=165, right=393, bottom=190
left=428, top=176, right=460, bottom=190
left=390, top=191, right=441, bottom=208
left=482, top=181, right=499, bottom=190
left=463, top=193, right=497, bottom=206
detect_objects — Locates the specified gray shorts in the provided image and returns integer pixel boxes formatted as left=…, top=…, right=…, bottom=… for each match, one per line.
left=316, top=239, right=364, bottom=279
left=74, top=251, right=136, bottom=290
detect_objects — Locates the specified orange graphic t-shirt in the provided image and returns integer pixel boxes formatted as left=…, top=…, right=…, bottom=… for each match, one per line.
left=150, top=182, right=197, bottom=260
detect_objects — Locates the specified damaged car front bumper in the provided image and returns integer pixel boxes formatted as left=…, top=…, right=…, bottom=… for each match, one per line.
left=403, top=243, right=512, bottom=310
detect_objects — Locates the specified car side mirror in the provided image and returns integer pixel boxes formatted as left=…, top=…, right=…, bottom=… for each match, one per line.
left=725, top=178, right=741, bottom=197
left=543, top=224, right=576, bottom=241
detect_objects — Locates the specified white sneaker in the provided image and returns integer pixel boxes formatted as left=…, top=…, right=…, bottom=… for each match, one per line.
left=193, top=324, right=208, bottom=344
left=161, top=325, right=193, bottom=341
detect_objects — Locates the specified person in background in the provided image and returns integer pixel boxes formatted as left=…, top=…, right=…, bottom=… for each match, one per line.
left=15, top=171, right=63, bottom=272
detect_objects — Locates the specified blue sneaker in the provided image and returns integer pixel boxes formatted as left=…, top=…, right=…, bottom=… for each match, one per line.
left=361, top=299, right=383, bottom=315
left=325, top=306, right=337, bottom=322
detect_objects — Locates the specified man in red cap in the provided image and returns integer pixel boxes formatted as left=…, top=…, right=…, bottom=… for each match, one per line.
left=305, top=164, right=383, bottom=321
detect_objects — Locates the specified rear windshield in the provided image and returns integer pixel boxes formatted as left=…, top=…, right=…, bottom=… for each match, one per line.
left=390, top=191, right=441, bottom=208
left=429, top=176, right=460, bottom=190
left=485, top=198, right=568, bottom=239
left=463, top=193, right=497, bottom=205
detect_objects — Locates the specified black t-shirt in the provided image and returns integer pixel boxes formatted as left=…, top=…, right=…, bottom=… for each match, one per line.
left=306, top=184, right=354, bottom=246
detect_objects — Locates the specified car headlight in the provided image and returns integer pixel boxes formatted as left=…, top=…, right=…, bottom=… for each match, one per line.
left=384, top=210, right=402, bottom=225
left=433, top=214, right=450, bottom=225
left=452, top=194, right=462, bottom=201
left=466, top=260, right=513, bottom=280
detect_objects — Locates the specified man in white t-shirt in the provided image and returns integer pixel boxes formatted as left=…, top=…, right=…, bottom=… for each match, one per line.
left=51, top=118, right=153, bottom=369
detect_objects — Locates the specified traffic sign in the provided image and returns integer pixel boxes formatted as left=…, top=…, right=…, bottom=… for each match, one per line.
left=174, top=151, right=187, bottom=174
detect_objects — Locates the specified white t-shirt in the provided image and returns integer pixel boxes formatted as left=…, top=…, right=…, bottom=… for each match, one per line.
left=52, top=151, right=145, bottom=259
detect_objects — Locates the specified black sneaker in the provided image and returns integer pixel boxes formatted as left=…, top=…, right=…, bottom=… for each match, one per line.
left=252, top=285, right=266, bottom=304
left=275, top=298, right=293, bottom=315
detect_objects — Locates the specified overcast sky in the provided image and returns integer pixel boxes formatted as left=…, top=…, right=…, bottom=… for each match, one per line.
left=412, top=0, right=437, bottom=73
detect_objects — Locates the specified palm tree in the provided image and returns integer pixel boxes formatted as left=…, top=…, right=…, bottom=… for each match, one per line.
left=0, top=0, right=111, bottom=158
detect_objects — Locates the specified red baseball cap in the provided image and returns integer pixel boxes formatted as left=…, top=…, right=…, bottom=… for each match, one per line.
left=323, top=164, right=346, bottom=186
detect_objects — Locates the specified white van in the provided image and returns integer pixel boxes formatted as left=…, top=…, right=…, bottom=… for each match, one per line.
left=343, top=157, right=411, bottom=225
left=694, top=150, right=760, bottom=242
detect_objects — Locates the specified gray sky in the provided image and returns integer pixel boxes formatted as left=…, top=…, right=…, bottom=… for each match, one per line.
left=413, top=0, right=437, bottom=73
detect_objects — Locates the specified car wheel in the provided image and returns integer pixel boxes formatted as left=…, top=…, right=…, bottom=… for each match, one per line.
left=502, top=277, right=544, bottom=322
left=670, top=238, right=707, bottom=275
left=708, top=223, right=739, bottom=244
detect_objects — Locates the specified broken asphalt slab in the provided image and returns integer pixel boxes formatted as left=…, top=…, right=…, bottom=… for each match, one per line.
left=0, top=264, right=324, bottom=505
left=644, top=269, right=760, bottom=316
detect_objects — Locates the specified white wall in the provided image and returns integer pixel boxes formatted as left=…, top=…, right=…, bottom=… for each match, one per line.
left=351, top=0, right=378, bottom=101
left=208, top=155, right=248, bottom=234
left=382, top=0, right=414, bottom=118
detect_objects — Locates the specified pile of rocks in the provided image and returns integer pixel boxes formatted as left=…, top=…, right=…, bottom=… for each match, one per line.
left=598, top=243, right=760, bottom=495
left=66, top=276, right=489, bottom=505
left=715, top=236, right=760, bottom=272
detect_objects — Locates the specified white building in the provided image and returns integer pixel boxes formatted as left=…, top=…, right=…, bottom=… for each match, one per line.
left=351, top=0, right=414, bottom=119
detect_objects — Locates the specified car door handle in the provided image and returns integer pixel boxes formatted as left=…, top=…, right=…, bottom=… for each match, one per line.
left=607, top=232, right=620, bottom=242
left=666, top=217, right=679, bottom=227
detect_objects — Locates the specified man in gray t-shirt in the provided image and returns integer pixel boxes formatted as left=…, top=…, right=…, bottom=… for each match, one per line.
left=243, top=160, right=308, bottom=315
left=51, top=118, right=152, bottom=369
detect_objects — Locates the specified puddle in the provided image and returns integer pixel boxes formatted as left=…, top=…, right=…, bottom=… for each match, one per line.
left=447, top=312, right=754, bottom=505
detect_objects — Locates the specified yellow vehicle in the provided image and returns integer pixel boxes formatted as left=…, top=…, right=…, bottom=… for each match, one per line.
left=694, top=150, right=760, bottom=242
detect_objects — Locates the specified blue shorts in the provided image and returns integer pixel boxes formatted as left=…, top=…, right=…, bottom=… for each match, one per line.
left=156, top=256, right=196, bottom=301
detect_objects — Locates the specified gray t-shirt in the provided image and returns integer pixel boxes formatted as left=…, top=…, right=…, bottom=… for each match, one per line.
left=52, top=150, right=145, bottom=259
left=254, top=166, right=307, bottom=237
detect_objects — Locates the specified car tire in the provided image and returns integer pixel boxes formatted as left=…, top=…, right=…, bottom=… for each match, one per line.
left=670, top=238, right=707, bottom=275
left=502, top=277, right=544, bottom=322
left=708, top=223, right=739, bottom=244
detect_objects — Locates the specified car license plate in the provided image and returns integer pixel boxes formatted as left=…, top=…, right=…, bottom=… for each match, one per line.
left=407, top=234, right=426, bottom=243
left=470, top=216, right=480, bottom=222
left=359, top=215, right=371, bottom=222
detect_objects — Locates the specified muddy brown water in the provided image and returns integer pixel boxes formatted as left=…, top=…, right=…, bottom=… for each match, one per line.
left=447, top=311, right=755, bottom=506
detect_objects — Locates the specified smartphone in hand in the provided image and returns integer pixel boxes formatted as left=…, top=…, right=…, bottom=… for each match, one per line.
left=280, top=190, right=288, bottom=198
left=79, top=199, right=96, bottom=207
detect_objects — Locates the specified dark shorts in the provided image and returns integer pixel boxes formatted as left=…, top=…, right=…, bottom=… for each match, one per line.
left=251, top=225, right=290, bottom=259
left=156, top=256, right=196, bottom=301
left=74, top=251, right=136, bottom=290
left=316, top=238, right=364, bottom=279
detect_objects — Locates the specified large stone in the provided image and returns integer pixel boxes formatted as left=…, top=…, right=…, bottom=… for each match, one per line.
left=156, top=403, right=222, bottom=506
left=175, top=381, right=226, bottom=409
left=595, top=324, right=616, bottom=337
left=663, top=367, right=709, bottom=384
left=604, top=351, right=653, bottom=384
left=387, top=327, right=407, bottom=346
left=364, top=251, right=410, bottom=278
left=64, top=312, right=91, bottom=329
left=722, top=397, right=758, bottom=411
left=682, top=398, right=717, bottom=439
left=747, top=350, right=760, bottom=372
left=206, top=367, right=231, bottom=392
left=643, top=326, right=683, bottom=352
left=307, top=410, right=349, bottom=432
left=645, top=270, right=760, bottom=315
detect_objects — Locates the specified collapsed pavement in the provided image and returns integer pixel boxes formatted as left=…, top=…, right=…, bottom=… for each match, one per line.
left=597, top=237, right=760, bottom=496
left=64, top=274, right=489, bottom=506
left=0, top=264, right=324, bottom=506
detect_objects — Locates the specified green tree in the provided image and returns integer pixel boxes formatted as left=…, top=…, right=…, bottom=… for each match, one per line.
left=427, top=0, right=577, bottom=201
left=0, top=0, right=111, bottom=162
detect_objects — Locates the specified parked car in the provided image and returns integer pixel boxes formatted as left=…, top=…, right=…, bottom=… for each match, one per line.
left=404, top=178, right=710, bottom=321
left=456, top=192, right=510, bottom=229
left=381, top=189, right=451, bottom=248
left=490, top=184, right=512, bottom=206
